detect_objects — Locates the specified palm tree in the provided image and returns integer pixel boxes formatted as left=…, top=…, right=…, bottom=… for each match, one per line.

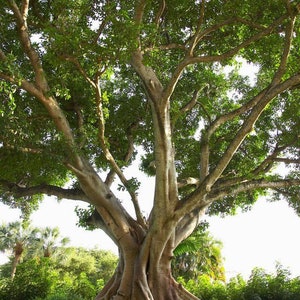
left=35, top=226, right=70, bottom=258
left=0, top=221, right=39, bottom=279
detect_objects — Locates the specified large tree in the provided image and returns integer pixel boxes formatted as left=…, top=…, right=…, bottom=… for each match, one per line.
left=0, top=1, right=300, bottom=299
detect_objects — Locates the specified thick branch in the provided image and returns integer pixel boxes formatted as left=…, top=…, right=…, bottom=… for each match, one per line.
left=131, top=50, right=163, bottom=103
left=207, top=178, right=300, bottom=204
left=177, top=177, right=200, bottom=189
left=0, top=180, right=89, bottom=202
left=174, top=206, right=208, bottom=248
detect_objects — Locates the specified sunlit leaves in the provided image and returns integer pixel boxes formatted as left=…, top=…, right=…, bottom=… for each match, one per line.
left=0, top=0, right=299, bottom=221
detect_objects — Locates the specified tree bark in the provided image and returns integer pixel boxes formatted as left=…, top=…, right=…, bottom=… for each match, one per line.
left=95, top=239, right=200, bottom=300
left=11, top=242, right=23, bottom=280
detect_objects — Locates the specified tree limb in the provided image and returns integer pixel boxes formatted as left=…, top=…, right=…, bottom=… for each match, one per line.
left=0, top=179, right=89, bottom=202
left=207, top=178, right=300, bottom=204
left=171, top=89, right=201, bottom=130
left=174, top=205, right=208, bottom=248
left=8, top=0, right=48, bottom=91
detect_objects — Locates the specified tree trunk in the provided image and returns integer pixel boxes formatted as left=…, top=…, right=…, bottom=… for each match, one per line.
left=11, top=254, right=21, bottom=280
left=95, top=241, right=200, bottom=300
left=11, top=242, right=23, bottom=280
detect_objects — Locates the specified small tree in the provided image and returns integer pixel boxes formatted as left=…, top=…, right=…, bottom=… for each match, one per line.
left=1, top=1, right=300, bottom=299
left=0, top=222, right=38, bottom=279
left=35, top=226, right=70, bottom=258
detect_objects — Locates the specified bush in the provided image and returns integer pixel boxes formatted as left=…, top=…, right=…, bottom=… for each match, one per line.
left=0, top=258, right=58, bottom=300
left=178, top=265, right=300, bottom=300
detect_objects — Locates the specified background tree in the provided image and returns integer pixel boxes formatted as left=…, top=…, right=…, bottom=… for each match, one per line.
left=0, top=247, right=118, bottom=300
left=0, top=221, right=39, bottom=279
left=0, top=1, right=300, bottom=299
left=173, top=223, right=225, bottom=282
left=34, top=226, right=70, bottom=258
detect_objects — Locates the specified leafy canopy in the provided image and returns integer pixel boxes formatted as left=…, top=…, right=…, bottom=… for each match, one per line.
left=0, top=0, right=299, bottom=231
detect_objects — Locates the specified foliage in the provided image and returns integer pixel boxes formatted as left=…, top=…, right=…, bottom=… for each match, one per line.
left=173, top=223, right=225, bottom=281
left=0, top=221, right=70, bottom=279
left=0, top=258, right=58, bottom=300
left=177, top=264, right=300, bottom=300
left=0, top=247, right=118, bottom=300
left=0, top=221, right=39, bottom=278
left=33, top=226, right=70, bottom=258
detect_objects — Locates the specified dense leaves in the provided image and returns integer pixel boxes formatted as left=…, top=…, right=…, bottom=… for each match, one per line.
left=0, top=248, right=118, bottom=300
left=178, top=265, right=300, bottom=300
left=173, top=223, right=225, bottom=281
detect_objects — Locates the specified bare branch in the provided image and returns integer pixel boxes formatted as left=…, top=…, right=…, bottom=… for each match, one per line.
left=253, top=144, right=289, bottom=175
left=162, top=14, right=290, bottom=105
left=104, top=121, right=139, bottom=187
left=1, top=141, right=43, bottom=154
left=60, top=55, right=97, bottom=88
left=20, top=0, right=29, bottom=19
left=162, top=59, right=189, bottom=104
left=134, top=0, right=147, bottom=25
left=131, top=50, right=163, bottom=103
left=143, top=43, right=186, bottom=53
left=199, top=132, right=210, bottom=182
left=174, top=205, right=208, bottom=248
left=171, top=89, right=200, bottom=129
left=187, top=14, right=289, bottom=66
left=0, top=49, right=7, bottom=60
